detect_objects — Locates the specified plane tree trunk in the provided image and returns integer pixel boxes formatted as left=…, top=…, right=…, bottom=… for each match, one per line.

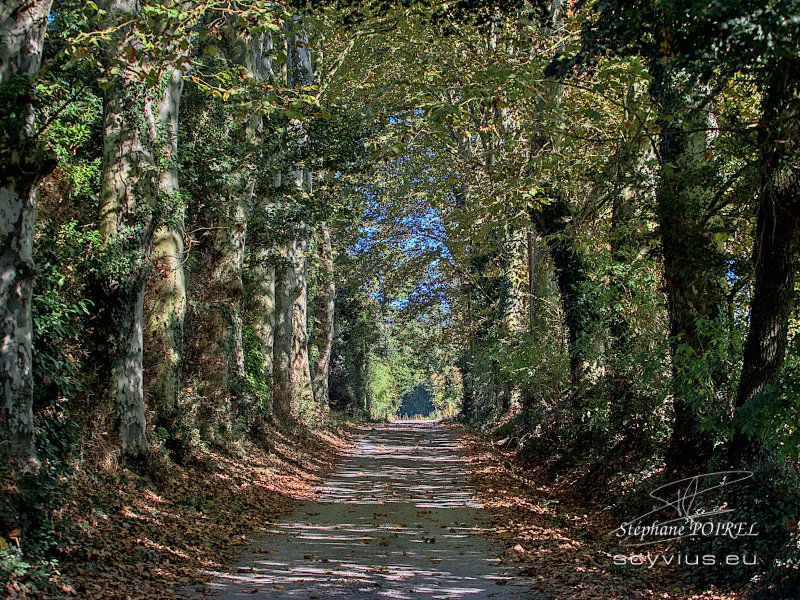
left=273, top=12, right=316, bottom=417
left=194, top=24, right=273, bottom=428
left=0, top=0, right=55, bottom=470
left=97, top=0, right=161, bottom=461
left=273, top=240, right=297, bottom=417
left=311, top=224, right=335, bottom=407
left=144, top=66, right=186, bottom=438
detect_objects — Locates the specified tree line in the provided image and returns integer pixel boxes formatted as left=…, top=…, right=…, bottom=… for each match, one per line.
left=324, top=0, right=800, bottom=586
left=1, top=0, right=799, bottom=592
left=1, top=1, right=364, bottom=470
left=326, top=0, right=799, bottom=475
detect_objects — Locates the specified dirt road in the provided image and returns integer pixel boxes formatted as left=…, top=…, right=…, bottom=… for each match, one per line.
left=197, top=422, right=532, bottom=599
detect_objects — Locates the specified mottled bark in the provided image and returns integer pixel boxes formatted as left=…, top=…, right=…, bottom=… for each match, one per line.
left=237, top=29, right=276, bottom=413
left=145, top=67, right=185, bottom=432
left=501, top=234, right=527, bottom=334
left=0, top=0, right=54, bottom=469
left=311, top=224, right=335, bottom=407
left=196, top=25, right=272, bottom=414
left=98, top=0, right=167, bottom=459
left=204, top=188, right=250, bottom=400
left=650, top=63, right=727, bottom=472
left=526, top=230, right=539, bottom=332
left=732, top=62, right=800, bottom=460
left=112, top=284, right=148, bottom=456
left=290, top=232, right=314, bottom=410
left=499, top=230, right=526, bottom=411
left=270, top=12, right=316, bottom=417
left=248, top=251, right=275, bottom=392
left=286, top=15, right=314, bottom=91
left=273, top=242, right=296, bottom=417
left=0, top=2, right=52, bottom=86
left=287, top=17, right=315, bottom=411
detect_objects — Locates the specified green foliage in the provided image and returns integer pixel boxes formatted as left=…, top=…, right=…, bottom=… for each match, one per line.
left=242, top=325, right=272, bottom=411
left=498, top=330, right=570, bottom=406
left=734, top=323, right=800, bottom=461
left=328, top=277, right=378, bottom=414
left=671, top=316, right=743, bottom=440
left=0, top=547, right=60, bottom=597
left=366, top=359, right=400, bottom=420
left=398, top=384, right=435, bottom=418
left=428, top=366, right=462, bottom=418
left=4, top=219, right=94, bottom=594
left=32, top=223, right=98, bottom=407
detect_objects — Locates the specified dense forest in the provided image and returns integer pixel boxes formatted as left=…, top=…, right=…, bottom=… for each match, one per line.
left=2, top=0, right=800, bottom=597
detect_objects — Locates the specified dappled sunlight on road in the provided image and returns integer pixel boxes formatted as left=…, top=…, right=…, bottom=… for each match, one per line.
left=195, top=423, right=532, bottom=599
left=314, top=424, right=484, bottom=509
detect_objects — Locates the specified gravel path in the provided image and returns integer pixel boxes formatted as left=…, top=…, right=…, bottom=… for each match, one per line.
left=196, top=422, right=532, bottom=599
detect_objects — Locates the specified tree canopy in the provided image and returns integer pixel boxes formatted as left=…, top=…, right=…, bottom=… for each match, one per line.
left=1, top=0, right=799, bottom=596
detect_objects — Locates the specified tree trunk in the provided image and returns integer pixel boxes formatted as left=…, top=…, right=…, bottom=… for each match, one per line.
left=311, top=224, right=335, bottom=407
left=731, top=62, right=800, bottom=461
left=0, top=0, right=54, bottom=470
left=461, top=372, right=475, bottom=421
left=237, top=28, right=276, bottom=414
left=607, top=175, right=637, bottom=431
left=195, top=25, right=272, bottom=421
left=499, top=228, right=526, bottom=410
left=273, top=242, right=296, bottom=417
left=207, top=191, right=250, bottom=398
left=532, top=196, right=592, bottom=387
left=145, top=66, right=185, bottom=434
left=501, top=232, right=527, bottom=334
left=454, top=183, right=478, bottom=421
left=111, top=283, right=148, bottom=457
left=650, top=63, right=727, bottom=472
left=248, top=252, right=275, bottom=396
left=291, top=232, right=314, bottom=411
left=528, top=0, right=591, bottom=389
left=526, top=229, right=540, bottom=332
left=98, top=0, right=162, bottom=460
left=272, top=12, right=316, bottom=417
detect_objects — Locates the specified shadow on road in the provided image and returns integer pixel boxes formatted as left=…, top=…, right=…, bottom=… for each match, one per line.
left=193, top=422, right=532, bottom=599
